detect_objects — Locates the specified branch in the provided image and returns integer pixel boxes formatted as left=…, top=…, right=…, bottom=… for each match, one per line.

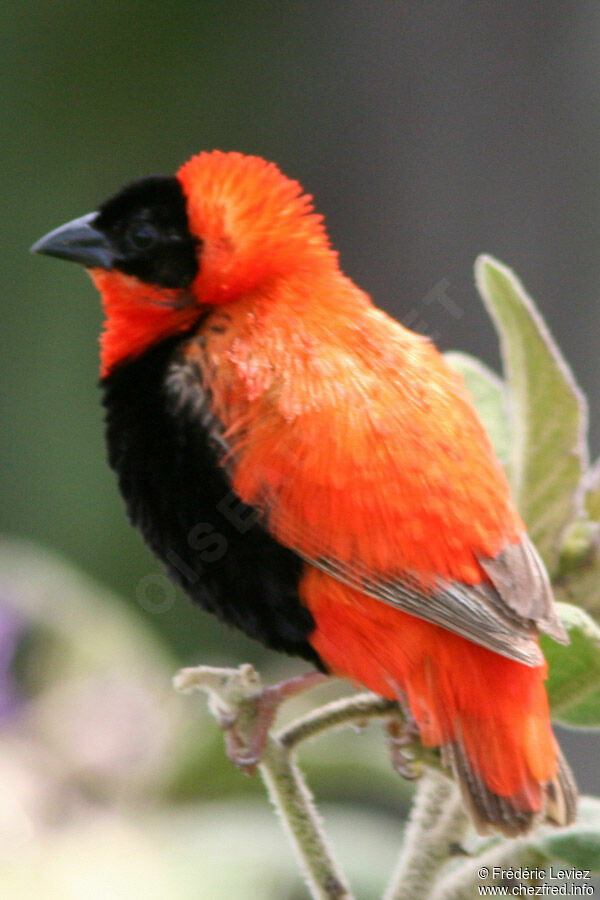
left=260, top=734, right=352, bottom=899
left=431, top=836, right=547, bottom=900
left=384, top=772, right=469, bottom=900
left=174, top=664, right=353, bottom=899
left=279, top=693, right=398, bottom=748
left=174, top=663, right=455, bottom=899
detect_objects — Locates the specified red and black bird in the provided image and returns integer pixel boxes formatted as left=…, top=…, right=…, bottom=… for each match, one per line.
left=32, top=151, right=577, bottom=835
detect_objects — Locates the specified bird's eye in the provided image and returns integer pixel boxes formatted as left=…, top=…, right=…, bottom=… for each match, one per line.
left=127, top=221, right=159, bottom=251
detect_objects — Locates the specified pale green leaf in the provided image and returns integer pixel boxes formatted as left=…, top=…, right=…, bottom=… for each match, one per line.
left=444, top=350, right=511, bottom=469
left=557, top=519, right=600, bottom=575
left=556, top=562, right=600, bottom=622
left=555, top=518, right=600, bottom=619
left=584, top=457, right=600, bottom=522
left=474, top=255, right=588, bottom=573
left=543, top=602, right=600, bottom=727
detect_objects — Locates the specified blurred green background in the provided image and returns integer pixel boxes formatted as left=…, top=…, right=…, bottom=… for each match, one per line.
left=2, top=3, right=600, bottom=896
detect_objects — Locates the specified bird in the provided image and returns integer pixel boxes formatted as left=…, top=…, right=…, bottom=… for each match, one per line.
left=32, top=150, right=577, bottom=835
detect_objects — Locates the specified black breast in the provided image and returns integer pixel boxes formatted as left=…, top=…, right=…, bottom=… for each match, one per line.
left=101, top=335, right=323, bottom=667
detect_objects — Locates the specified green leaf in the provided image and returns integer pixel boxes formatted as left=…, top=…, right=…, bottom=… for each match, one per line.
left=474, top=256, right=588, bottom=573
left=556, top=561, right=600, bottom=622
left=584, top=457, right=600, bottom=522
left=557, top=519, right=600, bottom=576
left=553, top=460, right=600, bottom=618
left=444, top=351, right=511, bottom=470
left=543, top=602, right=600, bottom=727
left=555, top=518, right=600, bottom=619
left=532, top=796, right=600, bottom=871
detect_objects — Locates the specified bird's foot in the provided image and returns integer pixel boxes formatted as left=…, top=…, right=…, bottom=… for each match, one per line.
left=385, top=711, right=420, bottom=780
left=217, top=669, right=331, bottom=774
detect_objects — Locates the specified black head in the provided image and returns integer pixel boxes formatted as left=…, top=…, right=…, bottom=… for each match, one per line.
left=32, top=176, right=200, bottom=289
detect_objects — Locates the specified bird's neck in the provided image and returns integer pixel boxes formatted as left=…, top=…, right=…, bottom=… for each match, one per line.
left=92, top=269, right=202, bottom=378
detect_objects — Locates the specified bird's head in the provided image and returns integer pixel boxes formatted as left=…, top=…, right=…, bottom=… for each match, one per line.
left=32, top=151, right=336, bottom=375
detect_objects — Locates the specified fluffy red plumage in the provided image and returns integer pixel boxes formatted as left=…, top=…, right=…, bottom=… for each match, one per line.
left=33, top=151, right=577, bottom=834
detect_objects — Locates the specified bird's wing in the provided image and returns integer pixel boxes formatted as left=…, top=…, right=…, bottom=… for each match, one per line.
left=171, top=322, right=568, bottom=668
left=293, top=534, right=567, bottom=667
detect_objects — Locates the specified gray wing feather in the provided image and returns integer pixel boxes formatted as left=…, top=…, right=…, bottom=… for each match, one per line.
left=305, top=552, right=548, bottom=667
left=478, top=536, right=568, bottom=644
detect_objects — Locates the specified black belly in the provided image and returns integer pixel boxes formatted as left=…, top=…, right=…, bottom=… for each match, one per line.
left=101, top=335, right=323, bottom=667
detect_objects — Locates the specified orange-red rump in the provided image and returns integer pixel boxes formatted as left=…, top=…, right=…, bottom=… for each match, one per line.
left=32, top=150, right=577, bottom=835
left=304, top=568, right=558, bottom=821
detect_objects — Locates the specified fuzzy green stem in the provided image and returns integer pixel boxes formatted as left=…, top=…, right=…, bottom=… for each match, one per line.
left=384, top=770, right=469, bottom=900
left=174, top=664, right=354, bottom=899
left=174, top=664, right=464, bottom=900
left=278, top=693, right=443, bottom=774
left=260, top=733, right=353, bottom=899
left=431, top=838, right=548, bottom=900
left=279, top=693, right=398, bottom=748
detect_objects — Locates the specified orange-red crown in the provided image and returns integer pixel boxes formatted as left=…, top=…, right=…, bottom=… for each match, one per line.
left=177, top=151, right=338, bottom=304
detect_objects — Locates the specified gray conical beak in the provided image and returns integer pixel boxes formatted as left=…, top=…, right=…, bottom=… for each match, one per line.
left=31, top=212, right=115, bottom=270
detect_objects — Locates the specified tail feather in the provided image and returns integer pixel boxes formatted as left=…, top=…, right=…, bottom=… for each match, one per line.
left=303, top=570, right=578, bottom=836
left=545, top=748, right=578, bottom=828
left=413, top=636, right=579, bottom=836
left=445, top=739, right=577, bottom=837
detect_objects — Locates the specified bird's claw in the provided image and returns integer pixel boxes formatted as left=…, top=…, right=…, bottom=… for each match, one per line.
left=386, top=717, right=420, bottom=780
left=219, top=670, right=331, bottom=774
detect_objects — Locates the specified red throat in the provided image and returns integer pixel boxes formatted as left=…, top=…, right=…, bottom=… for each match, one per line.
left=91, top=269, right=201, bottom=377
